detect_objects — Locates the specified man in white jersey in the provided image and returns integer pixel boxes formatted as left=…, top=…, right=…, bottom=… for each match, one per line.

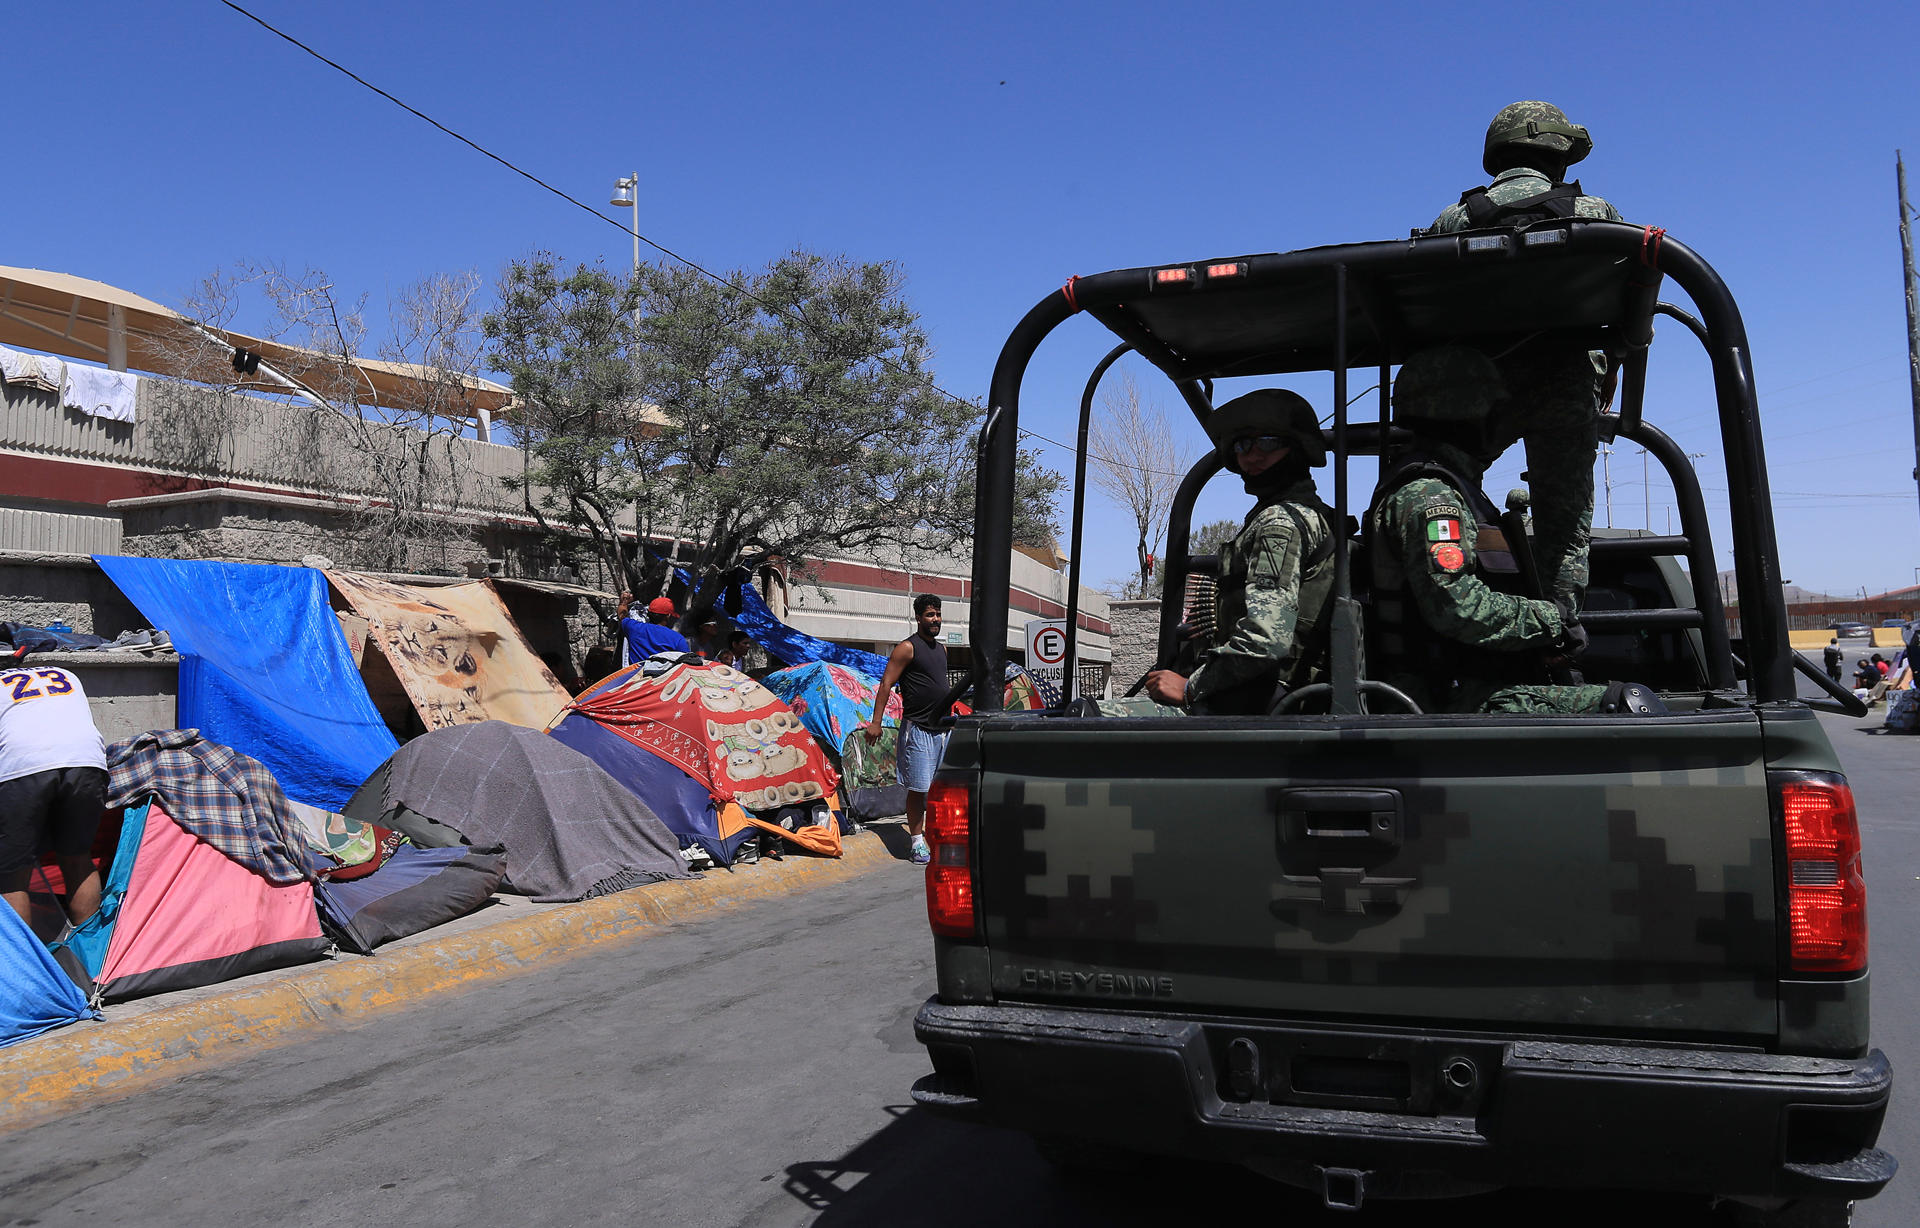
left=0, top=664, right=108, bottom=926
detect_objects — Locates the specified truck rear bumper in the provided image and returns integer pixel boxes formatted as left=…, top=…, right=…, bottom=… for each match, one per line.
left=912, top=999, right=1895, bottom=1202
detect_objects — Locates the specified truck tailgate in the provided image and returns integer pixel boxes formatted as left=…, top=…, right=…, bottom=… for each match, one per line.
left=975, top=711, right=1777, bottom=1040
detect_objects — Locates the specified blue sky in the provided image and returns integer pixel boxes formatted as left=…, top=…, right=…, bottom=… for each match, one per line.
left=12, top=2, right=1917, bottom=596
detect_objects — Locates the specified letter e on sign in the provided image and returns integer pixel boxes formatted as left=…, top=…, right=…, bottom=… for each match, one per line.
left=1033, top=626, right=1067, bottom=665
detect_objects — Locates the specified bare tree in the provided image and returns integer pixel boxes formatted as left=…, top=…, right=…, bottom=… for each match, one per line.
left=143, top=263, right=499, bottom=573
left=1088, top=369, right=1194, bottom=599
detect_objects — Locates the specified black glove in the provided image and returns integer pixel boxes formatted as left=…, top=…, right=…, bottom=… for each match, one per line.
left=1553, top=597, right=1589, bottom=658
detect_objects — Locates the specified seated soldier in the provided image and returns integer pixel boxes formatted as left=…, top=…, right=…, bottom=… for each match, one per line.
left=1367, top=346, right=1662, bottom=715
left=1105, top=389, right=1336, bottom=716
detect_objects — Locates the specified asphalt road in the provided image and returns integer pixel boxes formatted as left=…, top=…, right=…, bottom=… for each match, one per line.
left=2, top=703, right=1914, bottom=1227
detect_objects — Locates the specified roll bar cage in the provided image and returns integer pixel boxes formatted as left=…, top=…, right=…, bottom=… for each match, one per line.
left=974, top=221, right=1798, bottom=713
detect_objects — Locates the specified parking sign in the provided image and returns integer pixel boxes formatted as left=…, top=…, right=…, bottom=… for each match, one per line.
left=1026, top=618, right=1068, bottom=695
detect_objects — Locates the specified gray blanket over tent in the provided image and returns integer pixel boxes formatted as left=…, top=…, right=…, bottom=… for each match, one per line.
left=343, top=721, right=692, bottom=902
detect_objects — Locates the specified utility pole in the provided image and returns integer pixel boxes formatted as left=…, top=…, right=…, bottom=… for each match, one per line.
left=1601, top=442, right=1614, bottom=529
left=1900, top=152, right=1920, bottom=533
left=1642, top=447, right=1650, bottom=529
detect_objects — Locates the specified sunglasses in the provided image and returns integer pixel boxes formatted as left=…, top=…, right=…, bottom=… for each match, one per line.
left=1231, top=435, right=1289, bottom=455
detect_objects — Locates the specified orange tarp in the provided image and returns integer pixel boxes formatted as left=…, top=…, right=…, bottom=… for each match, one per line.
left=327, top=573, right=570, bottom=731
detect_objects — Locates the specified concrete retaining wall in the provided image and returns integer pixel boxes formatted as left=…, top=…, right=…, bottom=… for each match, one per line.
left=27, top=650, right=179, bottom=743
left=0, top=552, right=147, bottom=638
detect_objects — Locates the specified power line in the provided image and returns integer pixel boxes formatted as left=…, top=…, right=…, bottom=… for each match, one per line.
left=219, top=2, right=727, bottom=288
left=220, top=0, right=1167, bottom=479
left=1763, top=355, right=1903, bottom=398
left=1628, top=360, right=1905, bottom=435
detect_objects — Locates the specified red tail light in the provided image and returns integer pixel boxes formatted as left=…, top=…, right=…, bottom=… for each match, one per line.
left=1778, top=776, right=1867, bottom=973
left=925, top=775, right=977, bottom=939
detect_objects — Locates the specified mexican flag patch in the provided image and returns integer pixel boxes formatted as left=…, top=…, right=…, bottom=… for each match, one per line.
left=1426, top=517, right=1464, bottom=543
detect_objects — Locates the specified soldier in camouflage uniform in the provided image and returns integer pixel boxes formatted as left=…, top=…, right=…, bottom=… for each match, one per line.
left=1107, top=390, right=1336, bottom=716
left=1425, top=100, right=1622, bottom=613
left=1369, top=347, right=1609, bottom=714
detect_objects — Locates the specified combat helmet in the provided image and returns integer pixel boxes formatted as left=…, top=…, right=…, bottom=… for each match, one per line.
left=1482, top=100, right=1592, bottom=176
left=1393, top=346, right=1506, bottom=423
left=1206, top=389, right=1326, bottom=472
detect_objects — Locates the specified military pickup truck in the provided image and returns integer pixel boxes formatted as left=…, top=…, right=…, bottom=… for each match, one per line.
left=911, top=223, right=1895, bottom=1225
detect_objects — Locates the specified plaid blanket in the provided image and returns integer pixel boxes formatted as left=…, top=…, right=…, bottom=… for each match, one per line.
left=106, top=729, right=317, bottom=885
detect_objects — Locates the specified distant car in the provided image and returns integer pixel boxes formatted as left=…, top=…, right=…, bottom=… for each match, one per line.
left=1831, top=622, right=1872, bottom=640
left=1882, top=619, right=1908, bottom=628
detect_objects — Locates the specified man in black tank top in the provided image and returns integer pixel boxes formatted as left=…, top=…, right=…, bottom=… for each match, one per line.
left=863, top=593, right=951, bottom=865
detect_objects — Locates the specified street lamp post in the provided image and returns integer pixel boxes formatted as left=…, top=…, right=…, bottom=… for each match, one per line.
left=610, top=173, right=640, bottom=275
left=610, top=172, right=644, bottom=590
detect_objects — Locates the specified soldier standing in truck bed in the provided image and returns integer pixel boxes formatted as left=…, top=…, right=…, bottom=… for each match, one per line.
left=1425, top=100, right=1622, bottom=615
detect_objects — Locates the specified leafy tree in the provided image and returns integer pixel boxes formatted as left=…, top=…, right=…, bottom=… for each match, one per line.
left=480, top=256, right=653, bottom=595
left=485, top=250, right=1062, bottom=621
left=1189, top=518, right=1240, bottom=558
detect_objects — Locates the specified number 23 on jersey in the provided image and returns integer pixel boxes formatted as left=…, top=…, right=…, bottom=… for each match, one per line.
left=0, top=668, right=75, bottom=702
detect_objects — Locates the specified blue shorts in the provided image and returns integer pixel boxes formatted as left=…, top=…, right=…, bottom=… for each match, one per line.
left=897, top=723, right=950, bottom=795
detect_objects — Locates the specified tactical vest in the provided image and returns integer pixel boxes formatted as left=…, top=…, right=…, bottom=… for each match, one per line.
left=1457, top=179, right=1585, bottom=229
left=1365, top=452, right=1534, bottom=697
left=1202, top=499, right=1337, bottom=715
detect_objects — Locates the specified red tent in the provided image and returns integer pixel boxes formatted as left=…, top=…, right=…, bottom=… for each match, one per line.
left=562, top=660, right=838, bottom=813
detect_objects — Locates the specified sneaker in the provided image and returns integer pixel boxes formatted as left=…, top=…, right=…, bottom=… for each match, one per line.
left=910, top=835, right=931, bottom=865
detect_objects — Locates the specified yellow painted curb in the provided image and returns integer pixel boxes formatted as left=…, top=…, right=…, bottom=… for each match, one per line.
left=0, top=834, right=904, bottom=1134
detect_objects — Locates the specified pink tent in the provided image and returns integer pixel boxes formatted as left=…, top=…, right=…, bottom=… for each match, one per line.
left=57, top=800, right=330, bottom=1002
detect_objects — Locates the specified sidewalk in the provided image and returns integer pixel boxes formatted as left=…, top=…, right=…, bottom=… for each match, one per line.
left=1, top=827, right=915, bottom=1135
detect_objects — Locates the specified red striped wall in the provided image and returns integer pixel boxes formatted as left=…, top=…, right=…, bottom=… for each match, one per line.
left=0, top=452, right=1112, bottom=635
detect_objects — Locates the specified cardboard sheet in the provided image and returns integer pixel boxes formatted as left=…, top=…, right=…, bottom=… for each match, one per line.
left=327, top=573, right=571, bottom=731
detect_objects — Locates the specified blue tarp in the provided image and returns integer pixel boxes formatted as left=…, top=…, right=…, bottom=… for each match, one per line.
left=721, top=575, right=890, bottom=677
left=549, top=711, right=752, bottom=867
left=761, top=661, right=896, bottom=755
left=1, top=896, right=96, bottom=1048
left=92, top=557, right=398, bottom=809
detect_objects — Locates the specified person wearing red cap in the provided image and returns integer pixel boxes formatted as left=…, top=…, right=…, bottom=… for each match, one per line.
left=615, top=592, right=691, bottom=664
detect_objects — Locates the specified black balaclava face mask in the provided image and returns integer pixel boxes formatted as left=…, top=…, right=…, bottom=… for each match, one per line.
left=1240, top=447, right=1313, bottom=498
left=1406, top=417, right=1498, bottom=469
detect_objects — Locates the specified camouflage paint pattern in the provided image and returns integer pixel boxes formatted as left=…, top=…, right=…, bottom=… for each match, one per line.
left=964, top=715, right=1779, bottom=1037
left=1426, top=168, right=1623, bottom=608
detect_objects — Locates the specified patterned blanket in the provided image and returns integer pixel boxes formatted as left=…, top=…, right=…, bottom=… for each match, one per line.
left=106, top=729, right=316, bottom=884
